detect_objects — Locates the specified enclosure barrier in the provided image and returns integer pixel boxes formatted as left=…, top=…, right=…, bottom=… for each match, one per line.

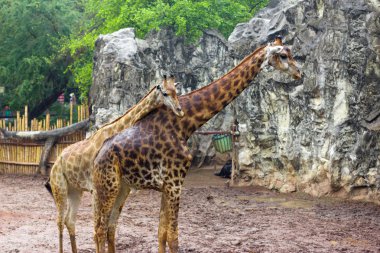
left=0, top=105, right=88, bottom=175
left=0, top=105, right=88, bottom=131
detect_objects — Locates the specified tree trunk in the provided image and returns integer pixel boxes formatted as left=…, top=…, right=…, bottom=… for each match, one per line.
left=29, top=53, right=73, bottom=119
left=29, top=90, right=64, bottom=119
left=0, top=119, right=90, bottom=140
left=39, top=137, right=57, bottom=175
left=0, top=119, right=90, bottom=174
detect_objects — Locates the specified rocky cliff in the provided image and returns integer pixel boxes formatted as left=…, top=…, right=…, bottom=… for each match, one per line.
left=91, top=0, right=380, bottom=203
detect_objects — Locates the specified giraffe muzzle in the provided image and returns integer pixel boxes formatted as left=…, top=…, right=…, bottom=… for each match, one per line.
left=177, top=108, right=185, bottom=117
left=292, top=70, right=302, bottom=80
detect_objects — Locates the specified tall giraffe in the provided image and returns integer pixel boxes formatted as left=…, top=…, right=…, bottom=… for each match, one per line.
left=92, top=37, right=301, bottom=253
left=48, top=75, right=184, bottom=253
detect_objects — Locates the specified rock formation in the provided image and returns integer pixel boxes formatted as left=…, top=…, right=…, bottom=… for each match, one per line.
left=91, top=0, right=380, bottom=203
left=91, top=28, right=235, bottom=162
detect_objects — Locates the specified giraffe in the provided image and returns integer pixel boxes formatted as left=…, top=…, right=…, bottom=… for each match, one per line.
left=48, top=75, right=184, bottom=253
left=92, top=37, right=301, bottom=253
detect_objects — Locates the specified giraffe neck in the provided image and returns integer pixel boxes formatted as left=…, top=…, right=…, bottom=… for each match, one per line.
left=179, top=45, right=268, bottom=139
left=91, top=88, right=159, bottom=146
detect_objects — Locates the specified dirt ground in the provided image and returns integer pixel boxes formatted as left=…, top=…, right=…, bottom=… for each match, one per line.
left=0, top=166, right=380, bottom=253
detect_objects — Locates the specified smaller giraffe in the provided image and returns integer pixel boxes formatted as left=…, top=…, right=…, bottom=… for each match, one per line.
left=48, top=75, right=184, bottom=253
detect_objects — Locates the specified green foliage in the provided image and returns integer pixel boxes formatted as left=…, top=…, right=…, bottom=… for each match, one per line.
left=67, top=0, right=269, bottom=100
left=0, top=0, right=269, bottom=110
left=40, top=101, right=82, bottom=125
left=0, top=0, right=83, bottom=113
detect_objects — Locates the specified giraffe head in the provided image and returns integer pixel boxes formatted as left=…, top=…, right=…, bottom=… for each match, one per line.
left=157, top=75, right=185, bottom=117
left=265, top=36, right=302, bottom=80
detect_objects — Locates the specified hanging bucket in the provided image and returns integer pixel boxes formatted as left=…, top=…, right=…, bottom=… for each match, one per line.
left=212, top=134, right=232, bottom=153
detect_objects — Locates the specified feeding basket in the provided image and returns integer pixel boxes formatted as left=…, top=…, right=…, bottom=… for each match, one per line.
left=212, top=134, right=232, bottom=153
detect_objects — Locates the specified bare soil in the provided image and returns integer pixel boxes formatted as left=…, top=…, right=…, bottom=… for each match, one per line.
left=0, top=167, right=379, bottom=253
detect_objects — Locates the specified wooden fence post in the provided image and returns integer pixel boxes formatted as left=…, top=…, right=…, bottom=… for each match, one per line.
left=24, top=105, right=28, bottom=131
left=70, top=102, right=73, bottom=125
left=46, top=112, right=50, bottom=130
left=16, top=111, right=20, bottom=131
left=39, top=137, right=56, bottom=175
left=0, top=105, right=89, bottom=175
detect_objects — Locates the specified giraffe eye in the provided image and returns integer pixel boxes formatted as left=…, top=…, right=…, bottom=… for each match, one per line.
left=280, top=54, right=288, bottom=60
left=162, top=92, right=168, bottom=97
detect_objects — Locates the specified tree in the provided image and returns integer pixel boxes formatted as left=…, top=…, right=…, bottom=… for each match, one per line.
left=66, top=0, right=269, bottom=100
left=0, top=0, right=83, bottom=118
left=0, top=0, right=269, bottom=114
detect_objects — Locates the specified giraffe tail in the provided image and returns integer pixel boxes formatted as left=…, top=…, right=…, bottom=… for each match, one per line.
left=44, top=178, right=53, bottom=197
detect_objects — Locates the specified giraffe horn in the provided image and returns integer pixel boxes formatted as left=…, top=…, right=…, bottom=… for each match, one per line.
left=274, top=36, right=283, bottom=46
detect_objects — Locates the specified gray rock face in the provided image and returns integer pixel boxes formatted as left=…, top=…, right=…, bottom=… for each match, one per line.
left=91, top=28, right=233, bottom=122
left=91, top=28, right=235, bottom=161
left=91, top=0, right=380, bottom=203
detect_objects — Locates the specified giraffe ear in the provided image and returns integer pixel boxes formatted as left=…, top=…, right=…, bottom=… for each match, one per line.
left=274, top=36, right=283, bottom=46
left=268, top=46, right=283, bottom=55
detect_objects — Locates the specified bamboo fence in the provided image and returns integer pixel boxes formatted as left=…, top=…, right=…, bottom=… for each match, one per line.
left=0, top=105, right=89, bottom=175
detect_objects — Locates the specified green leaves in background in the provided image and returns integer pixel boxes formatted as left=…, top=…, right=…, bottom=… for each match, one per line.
left=0, top=0, right=268, bottom=116
left=67, top=0, right=268, bottom=101
left=0, top=0, right=82, bottom=116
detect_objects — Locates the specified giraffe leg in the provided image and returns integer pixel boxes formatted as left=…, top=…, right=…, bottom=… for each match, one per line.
left=167, top=196, right=180, bottom=253
left=93, top=192, right=110, bottom=253
left=158, top=186, right=182, bottom=253
left=107, top=184, right=131, bottom=253
left=92, top=193, right=101, bottom=253
left=64, top=188, right=83, bottom=253
left=93, top=168, right=121, bottom=253
left=158, top=193, right=169, bottom=253
left=98, top=193, right=119, bottom=253
left=50, top=174, right=68, bottom=253
left=58, top=205, right=66, bottom=253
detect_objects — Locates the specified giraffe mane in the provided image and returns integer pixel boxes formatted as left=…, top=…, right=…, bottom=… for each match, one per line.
left=89, top=85, right=158, bottom=138
left=180, top=45, right=267, bottom=98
